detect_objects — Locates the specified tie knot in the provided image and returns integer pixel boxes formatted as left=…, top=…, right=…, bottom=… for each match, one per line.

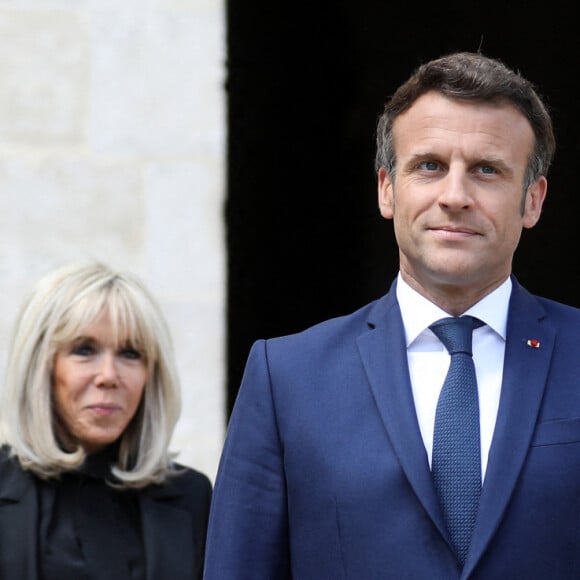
left=429, top=316, right=483, bottom=356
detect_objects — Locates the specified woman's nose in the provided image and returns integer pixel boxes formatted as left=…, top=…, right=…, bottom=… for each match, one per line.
left=95, top=352, right=118, bottom=388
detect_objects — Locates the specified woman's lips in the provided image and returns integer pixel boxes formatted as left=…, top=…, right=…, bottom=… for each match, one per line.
left=87, top=404, right=121, bottom=416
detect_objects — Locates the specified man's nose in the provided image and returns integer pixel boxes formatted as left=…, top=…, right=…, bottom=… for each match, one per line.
left=438, top=169, right=473, bottom=210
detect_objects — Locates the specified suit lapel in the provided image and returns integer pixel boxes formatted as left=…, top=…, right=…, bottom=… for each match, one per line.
left=356, top=283, right=447, bottom=537
left=462, top=280, right=555, bottom=577
left=0, top=452, right=39, bottom=580
left=357, top=278, right=556, bottom=574
left=140, top=481, right=195, bottom=580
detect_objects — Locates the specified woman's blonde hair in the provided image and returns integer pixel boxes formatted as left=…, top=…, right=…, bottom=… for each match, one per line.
left=0, top=261, right=182, bottom=488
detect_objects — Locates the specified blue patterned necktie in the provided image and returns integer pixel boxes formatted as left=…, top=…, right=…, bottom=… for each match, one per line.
left=430, top=315, right=484, bottom=566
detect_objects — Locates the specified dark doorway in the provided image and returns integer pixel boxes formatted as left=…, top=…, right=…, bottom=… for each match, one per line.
left=225, top=1, right=580, bottom=418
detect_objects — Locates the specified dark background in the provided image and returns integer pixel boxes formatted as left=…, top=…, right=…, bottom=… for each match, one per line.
left=225, top=1, right=580, bottom=419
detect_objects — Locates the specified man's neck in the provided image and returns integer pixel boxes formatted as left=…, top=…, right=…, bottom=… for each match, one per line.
left=399, top=270, right=510, bottom=317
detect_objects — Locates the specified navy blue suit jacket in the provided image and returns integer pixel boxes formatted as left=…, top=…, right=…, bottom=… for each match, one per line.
left=205, top=277, right=580, bottom=579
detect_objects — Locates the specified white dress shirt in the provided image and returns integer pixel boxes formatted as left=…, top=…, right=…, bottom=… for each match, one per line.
left=396, top=273, right=510, bottom=481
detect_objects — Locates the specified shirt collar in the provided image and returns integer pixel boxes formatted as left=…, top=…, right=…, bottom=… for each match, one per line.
left=396, top=272, right=511, bottom=347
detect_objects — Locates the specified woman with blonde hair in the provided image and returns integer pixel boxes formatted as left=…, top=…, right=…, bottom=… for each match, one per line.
left=0, top=261, right=212, bottom=579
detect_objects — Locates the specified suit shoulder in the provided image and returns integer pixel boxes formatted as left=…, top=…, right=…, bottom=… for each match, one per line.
left=534, top=294, right=580, bottom=321
left=0, top=446, right=35, bottom=501
left=166, top=463, right=213, bottom=499
left=143, top=464, right=212, bottom=529
left=240, top=296, right=390, bottom=375
left=0, top=445, right=22, bottom=474
left=266, top=297, right=383, bottom=347
left=0, top=445, right=10, bottom=465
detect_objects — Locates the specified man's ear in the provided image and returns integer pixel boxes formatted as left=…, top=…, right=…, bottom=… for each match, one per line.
left=378, top=167, right=394, bottom=219
left=522, top=176, right=547, bottom=229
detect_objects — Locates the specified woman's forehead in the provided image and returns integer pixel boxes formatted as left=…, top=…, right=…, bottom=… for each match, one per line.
left=67, top=306, right=140, bottom=341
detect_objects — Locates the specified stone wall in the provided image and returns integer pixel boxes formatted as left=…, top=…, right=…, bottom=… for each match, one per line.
left=0, top=0, right=225, bottom=481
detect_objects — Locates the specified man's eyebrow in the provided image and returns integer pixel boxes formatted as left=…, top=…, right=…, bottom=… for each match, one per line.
left=403, top=152, right=441, bottom=165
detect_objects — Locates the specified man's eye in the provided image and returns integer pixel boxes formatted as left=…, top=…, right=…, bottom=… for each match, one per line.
left=418, top=161, right=439, bottom=171
left=478, top=165, right=497, bottom=174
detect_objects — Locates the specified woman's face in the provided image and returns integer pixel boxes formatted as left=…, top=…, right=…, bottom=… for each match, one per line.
left=52, top=310, right=148, bottom=454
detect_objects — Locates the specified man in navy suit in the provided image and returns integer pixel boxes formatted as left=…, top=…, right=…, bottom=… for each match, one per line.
left=203, top=52, right=580, bottom=579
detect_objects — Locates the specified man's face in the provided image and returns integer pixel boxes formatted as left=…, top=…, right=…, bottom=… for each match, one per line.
left=378, top=91, right=546, bottom=306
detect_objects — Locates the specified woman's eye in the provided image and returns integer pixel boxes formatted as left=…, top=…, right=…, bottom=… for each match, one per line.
left=120, top=346, right=142, bottom=360
left=71, top=343, right=94, bottom=356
